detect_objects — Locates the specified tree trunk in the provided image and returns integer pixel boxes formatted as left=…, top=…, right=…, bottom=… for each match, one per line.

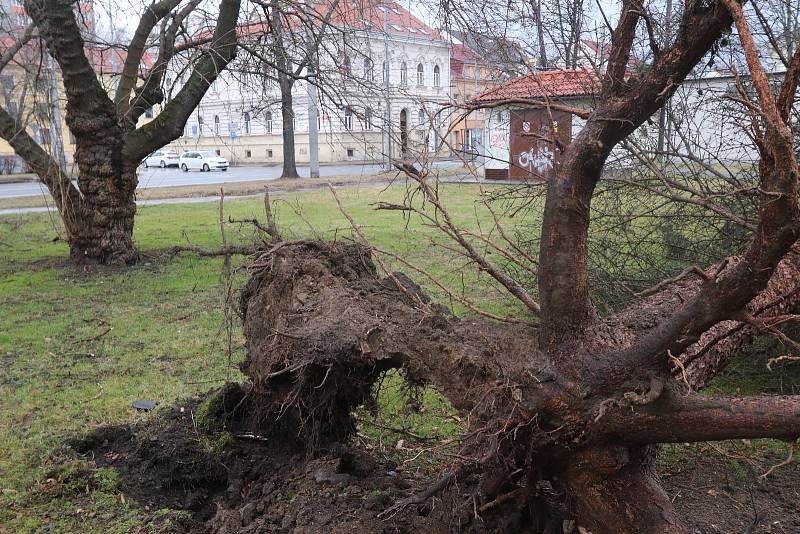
left=67, top=165, right=139, bottom=265
left=279, top=75, right=299, bottom=178
left=564, top=446, right=686, bottom=534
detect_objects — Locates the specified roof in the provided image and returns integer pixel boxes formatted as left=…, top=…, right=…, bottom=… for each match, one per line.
left=236, top=0, right=443, bottom=42
left=84, top=46, right=156, bottom=75
left=448, top=30, right=529, bottom=67
left=472, top=69, right=598, bottom=103
left=451, top=44, right=480, bottom=63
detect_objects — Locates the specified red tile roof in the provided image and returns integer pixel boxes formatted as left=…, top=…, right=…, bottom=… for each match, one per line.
left=236, top=0, right=442, bottom=41
left=473, top=69, right=598, bottom=102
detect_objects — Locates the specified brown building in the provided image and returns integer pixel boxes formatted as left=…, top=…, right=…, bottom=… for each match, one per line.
left=449, top=44, right=498, bottom=156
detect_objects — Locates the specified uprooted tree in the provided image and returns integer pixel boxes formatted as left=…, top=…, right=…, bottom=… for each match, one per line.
left=0, top=0, right=242, bottom=264
left=234, top=1, right=800, bottom=532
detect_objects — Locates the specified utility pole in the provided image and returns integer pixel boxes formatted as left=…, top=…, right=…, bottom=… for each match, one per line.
left=307, top=65, right=320, bottom=178
left=304, top=0, right=320, bottom=178
left=382, top=4, right=392, bottom=170
left=656, top=0, right=673, bottom=159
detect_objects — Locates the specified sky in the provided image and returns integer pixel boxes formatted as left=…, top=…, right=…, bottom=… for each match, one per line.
left=104, top=0, right=622, bottom=44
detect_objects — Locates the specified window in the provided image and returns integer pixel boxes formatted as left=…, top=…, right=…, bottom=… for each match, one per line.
left=341, top=55, right=351, bottom=75
left=214, top=115, right=220, bottom=134
left=265, top=111, right=273, bottom=133
left=364, top=58, right=373, bottom=81
left=418, top=108, right=425, bottom=127
left=243, top=112, right=251, bottom=134
left=198, top=116, right=204, bottom=135
left=145, top=106, right=154, bottom=119
left=344, top=107, right=353, bottom=130
left=400, top=62, right=407, bottom=85
left=433, top=65, right=440, bottom=86
left=476, top=67, right=483, bottom=79
left=416, top=63, right=424, bottom=85
left=245, top=150, right=252, bottom=158
left=346, top=148, right=354, bottom=158
left=382, top=61, right=388, bottom=83
left=364, top=108, right=373, bottom=130
left=267, top=149, right=273, bottom=158
left=216, top=149, right=221, bottom=155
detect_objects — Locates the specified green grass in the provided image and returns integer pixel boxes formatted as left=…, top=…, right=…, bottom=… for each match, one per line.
left=0, top=183, right=536, bottom=532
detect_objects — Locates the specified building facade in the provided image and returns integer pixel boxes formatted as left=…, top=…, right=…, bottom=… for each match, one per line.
left=165, top=1, right=451, bottom=165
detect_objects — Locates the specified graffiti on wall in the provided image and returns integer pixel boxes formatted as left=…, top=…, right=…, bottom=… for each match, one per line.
left=517, top=146, right=553, bottom=174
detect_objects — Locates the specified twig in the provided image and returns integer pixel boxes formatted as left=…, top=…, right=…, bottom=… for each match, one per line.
left=635, top=265, right=710, bottom=298
left=378, top=470, right=457, bottom=519
left=759, top=443, right=797, bottom=479
left=767, top=354, right=800, bottom=370
left=355, top=417, right=437, bottom=441
left=71, top=327, right=112, bottom=345
left=327, top=183, right=431, bottom=313
left=264, top=187, right=280, bottom=240
left=478, top=487, right=526, bottom=513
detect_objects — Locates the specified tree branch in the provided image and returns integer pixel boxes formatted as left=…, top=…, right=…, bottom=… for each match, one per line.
left=601, top=389, right=800, bottom=444
left=122, top=0, right=241, bottom=163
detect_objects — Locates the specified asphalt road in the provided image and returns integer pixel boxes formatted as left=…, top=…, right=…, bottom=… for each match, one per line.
left=0, top=161, right=459, bottom=199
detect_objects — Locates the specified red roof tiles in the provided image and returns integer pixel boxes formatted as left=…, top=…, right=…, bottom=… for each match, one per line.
left=236, top=0, right=442, bottom=41
left=473, top=69, right=598, bottom=102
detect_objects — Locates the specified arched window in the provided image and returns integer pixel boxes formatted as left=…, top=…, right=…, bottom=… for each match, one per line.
left=433, top=65, right=440, bottom=87
left=265, top=111, right=273, bottom=133
left=243, top=112, right=251, bottom=134
left=214, top=115, right=220, bottom=134
left=344, top=107, right=353, bottom=130
left=364, top=108, right=373, bottom=130
left=400, top=61, right=407, bottom=85
left=364, top=58, right=373, bottom=81
left=416, top=63, right=424, bottom=86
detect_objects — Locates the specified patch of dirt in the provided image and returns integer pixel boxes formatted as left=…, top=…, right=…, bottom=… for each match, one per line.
left=61, top=385, right=800, bottom=533
left=662, top=447, right=800, bottom=533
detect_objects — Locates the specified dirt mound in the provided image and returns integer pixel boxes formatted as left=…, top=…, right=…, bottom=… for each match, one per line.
left=59, top=386, right=800, bottom=533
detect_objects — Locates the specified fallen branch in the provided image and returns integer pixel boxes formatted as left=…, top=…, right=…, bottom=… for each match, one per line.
left=377, top=470, right=458, bottom=519
left=167, top=244, right=258, bottom=257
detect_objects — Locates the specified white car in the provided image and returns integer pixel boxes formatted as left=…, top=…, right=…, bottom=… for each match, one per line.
left=180, top=151, right=229, bottom=172
left=143, top=150, right=180, bottom=168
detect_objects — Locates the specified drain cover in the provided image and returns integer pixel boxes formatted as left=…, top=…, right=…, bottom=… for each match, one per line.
left=132, top=400, right=157, bottom=411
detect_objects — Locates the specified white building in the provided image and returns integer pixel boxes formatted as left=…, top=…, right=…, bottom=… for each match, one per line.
left=166, top=1, right=451, bottom=166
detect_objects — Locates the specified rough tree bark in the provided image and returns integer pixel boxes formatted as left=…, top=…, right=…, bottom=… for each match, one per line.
left=278, top=75, right=299, bottom=178
left=0, top=0, right=242, bottom=264
left=236, top=1, right=800, bottom=532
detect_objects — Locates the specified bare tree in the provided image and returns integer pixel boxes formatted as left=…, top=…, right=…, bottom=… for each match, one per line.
left=0, top=0, right=242, bottom=264
left=236, top=0, right=800, bottom=531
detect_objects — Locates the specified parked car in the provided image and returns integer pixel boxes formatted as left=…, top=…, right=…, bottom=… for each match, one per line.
left=143, top=150, right=180, bottom=168
left=179, top=151, right=229, bottom=172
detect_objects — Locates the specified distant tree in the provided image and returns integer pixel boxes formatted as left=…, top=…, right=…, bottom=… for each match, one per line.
left=0, top=0, right=242, bottom=264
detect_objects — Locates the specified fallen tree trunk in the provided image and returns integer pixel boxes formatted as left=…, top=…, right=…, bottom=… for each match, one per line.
left=238, top=240, right=800, bottom=532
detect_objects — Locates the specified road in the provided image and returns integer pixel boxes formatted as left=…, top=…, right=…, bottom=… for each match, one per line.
left=0, top=161, right=460, bottom=199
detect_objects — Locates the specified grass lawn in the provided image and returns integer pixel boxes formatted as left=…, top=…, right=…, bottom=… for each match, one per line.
left=0, top=183, right=537, bottom=532
left=0, top=182, right=796, bottom=532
